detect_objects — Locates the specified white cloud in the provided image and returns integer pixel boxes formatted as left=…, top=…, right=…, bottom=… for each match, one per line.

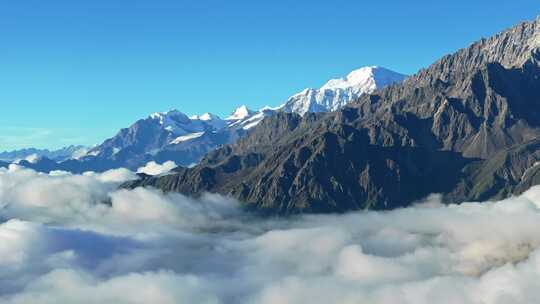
left=0, top=165, right=135, bottom=223
left=2, top=269, right=219, bottom=304
left=83, top=167, right=136, bottom=183
left=136, top=161, right=177, bottom=176
left=1, top=166, right=540, bottom=303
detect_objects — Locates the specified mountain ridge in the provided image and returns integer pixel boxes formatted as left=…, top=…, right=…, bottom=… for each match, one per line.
left=125, top=16, right=540, bottom=214
left=19, top=66, right=405, bottom=173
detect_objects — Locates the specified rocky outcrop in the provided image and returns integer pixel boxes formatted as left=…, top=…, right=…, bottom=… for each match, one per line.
left=448, top=138, right=540, bottom=202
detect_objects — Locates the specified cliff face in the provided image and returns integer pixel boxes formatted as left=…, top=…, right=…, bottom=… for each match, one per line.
left=354, top=17, right=540, bottom=159
left=354, top=59, right=540, bottom=159
left=125, top=17, right=540, bottom=214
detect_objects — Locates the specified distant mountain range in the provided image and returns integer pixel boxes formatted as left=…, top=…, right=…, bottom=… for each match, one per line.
left=0, top=145, right=88, bottom=163
left=125, top=16, right=540, bottom=214
left=14, top=66, right=406, bottom=173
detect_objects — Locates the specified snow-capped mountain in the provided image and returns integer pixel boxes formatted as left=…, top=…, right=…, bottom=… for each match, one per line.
left=86, top=105, right=273, bottom=159
left=227, top=105, right=254, bottom=120
left=19, top=105, right=274, bottom=172
left=89, top=110, right=225, bottom=157
left=149, top=110, right=227, bottom=135
left=279, top=66, right=407, bottom=115
left=227, top=106, right=279, bottom=130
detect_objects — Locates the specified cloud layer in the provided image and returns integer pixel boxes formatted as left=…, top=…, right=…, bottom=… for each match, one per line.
left=136, top=161, right=177, bottom=176
left=1, top=165, right=540, bottom=303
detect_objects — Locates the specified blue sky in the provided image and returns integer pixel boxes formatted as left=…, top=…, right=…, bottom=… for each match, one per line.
left=0, top=0, right=538, bottom=150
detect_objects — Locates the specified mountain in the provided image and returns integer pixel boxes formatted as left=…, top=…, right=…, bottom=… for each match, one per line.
left=20, top=106, right=277, bottom=173
left=20, top=66, right=404, bottom=173
left=125, top=16, right=540, bottom=214
left=0, top=145, right=88, bottom=162
left=279, top=66, right=407, bottom=115
left=77, top=105, right=277, bottom=170
left=84, top=109, right=231, bottom=163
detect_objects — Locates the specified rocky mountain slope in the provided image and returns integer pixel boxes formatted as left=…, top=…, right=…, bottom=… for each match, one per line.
left=125, top=16, right=540, bottom=214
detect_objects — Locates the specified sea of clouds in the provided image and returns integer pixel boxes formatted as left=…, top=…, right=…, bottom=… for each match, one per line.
left=1, top=163, right=540, bottom=303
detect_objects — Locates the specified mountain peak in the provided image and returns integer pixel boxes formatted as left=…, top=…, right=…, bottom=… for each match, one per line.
left=227, top=105, right=254, bottom=120
left=321, top=66, right=373, bottom=90
left=320, top=66, right=405, bottom=91
left=149, top=109, right=189, bottom=122
left=281, top=66, right=407, bottom=115
left=192, top=112, right=222, bottom=121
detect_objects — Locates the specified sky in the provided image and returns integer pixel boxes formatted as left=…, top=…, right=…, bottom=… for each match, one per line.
left=0, top=0, right=538, bottom=150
